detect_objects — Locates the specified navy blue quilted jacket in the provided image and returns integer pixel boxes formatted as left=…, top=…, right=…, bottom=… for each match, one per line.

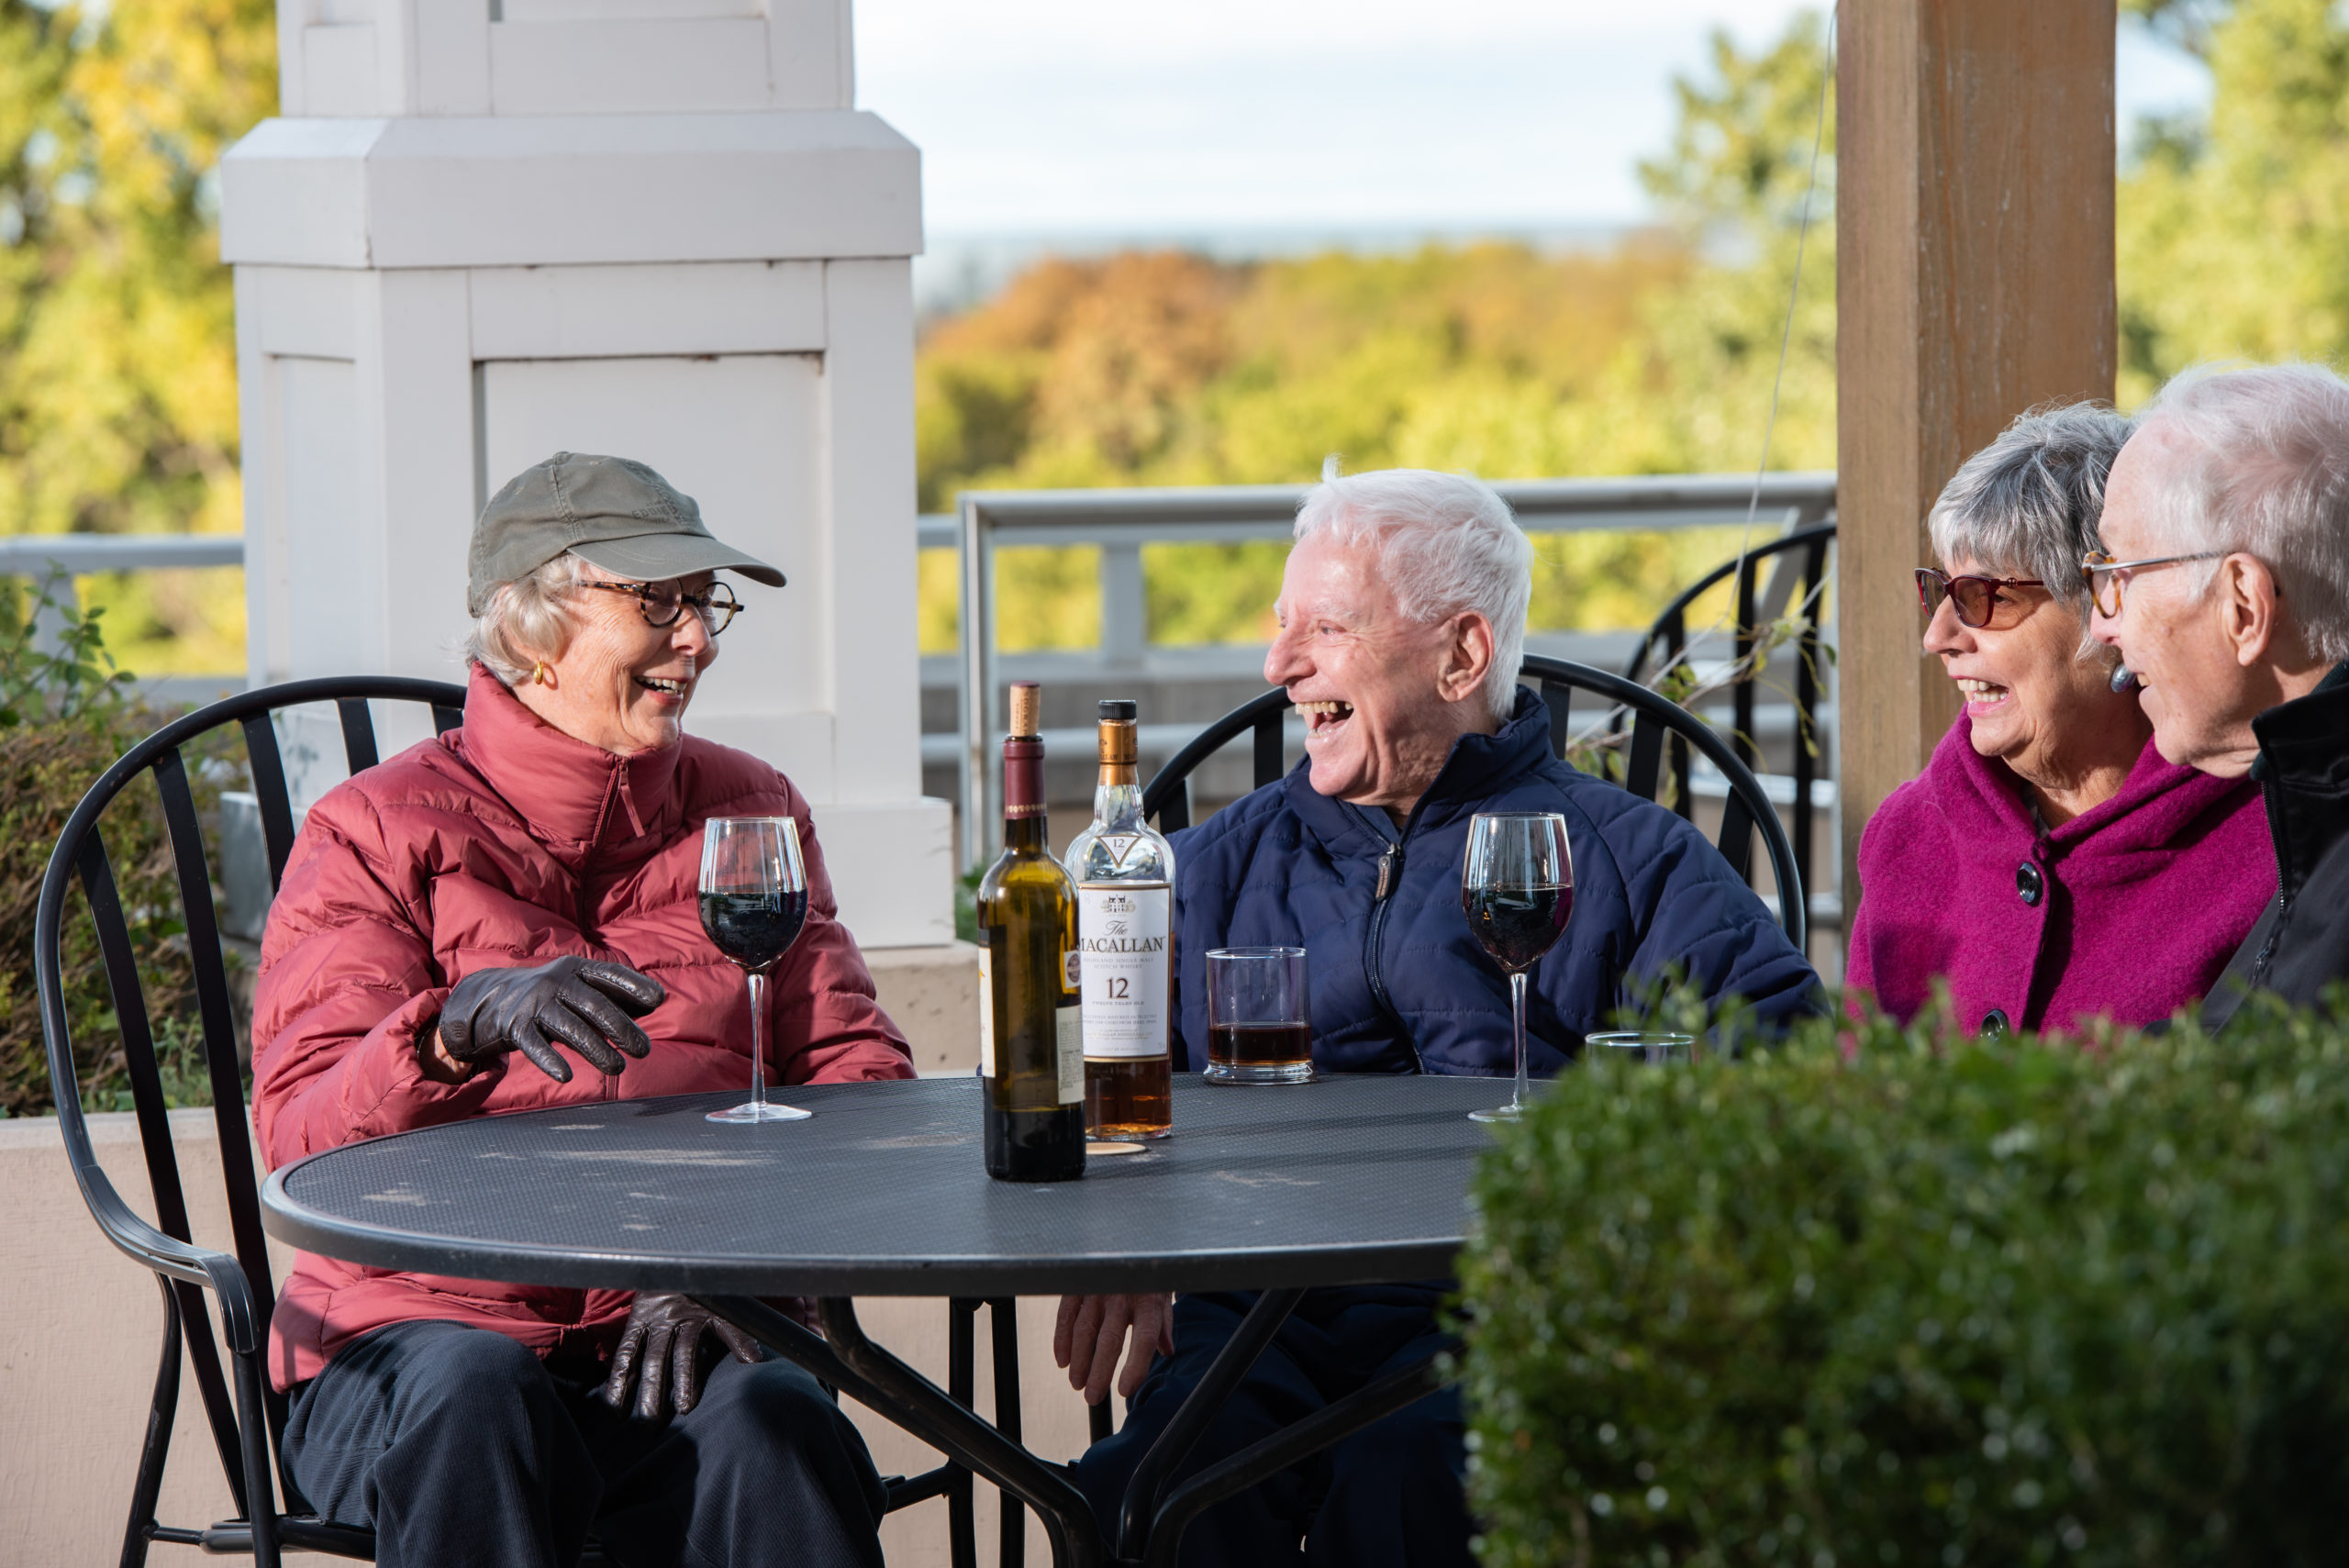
left=1168, top=689, right=1821, bottom=1074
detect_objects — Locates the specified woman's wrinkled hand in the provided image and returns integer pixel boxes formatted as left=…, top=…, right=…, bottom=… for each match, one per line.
left=600, top=1293, right=764, bottom=1421
left=1054, top=1293, right=1174, bottom=1406
left=438, top=956, right=665, bottom=1082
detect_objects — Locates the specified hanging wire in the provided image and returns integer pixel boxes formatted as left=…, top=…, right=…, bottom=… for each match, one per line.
left=1573, top=14, right=1838, bottom=754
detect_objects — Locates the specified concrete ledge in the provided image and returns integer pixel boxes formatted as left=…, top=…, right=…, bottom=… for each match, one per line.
left=867, top=939, right=983, bottom=1078
left=5, top=1098, right=1087, bottom=1566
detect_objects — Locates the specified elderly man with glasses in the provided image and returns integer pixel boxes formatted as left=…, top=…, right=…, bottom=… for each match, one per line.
left=2088, top=362, right=2349, bottom=1029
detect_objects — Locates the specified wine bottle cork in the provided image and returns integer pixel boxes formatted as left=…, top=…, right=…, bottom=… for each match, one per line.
left=1008, top=680, right=1041, bottom=739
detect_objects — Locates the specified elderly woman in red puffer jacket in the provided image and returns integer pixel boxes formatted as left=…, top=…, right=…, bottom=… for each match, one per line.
left=250, top=452, right=911, bottom=1568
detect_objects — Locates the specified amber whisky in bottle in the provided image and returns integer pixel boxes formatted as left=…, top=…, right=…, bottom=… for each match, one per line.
left=1064, top=699, right=1174, bottom=1140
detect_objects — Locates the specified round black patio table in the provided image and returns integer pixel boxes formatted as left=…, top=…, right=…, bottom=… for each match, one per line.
left=259, top=1073, right=1509, bottom=1567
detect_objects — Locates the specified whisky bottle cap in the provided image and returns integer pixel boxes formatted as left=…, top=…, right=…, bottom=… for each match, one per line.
left=1097, top=699, right=1139, bottom=767
left=1008, top=681, right=1041, bottom=739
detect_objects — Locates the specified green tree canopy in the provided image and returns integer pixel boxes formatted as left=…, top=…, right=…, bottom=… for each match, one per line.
left=0, top=0, right=274, bottom=673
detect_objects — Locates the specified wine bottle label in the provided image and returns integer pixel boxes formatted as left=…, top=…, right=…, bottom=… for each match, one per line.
left=977, top=944, right=996, bottom=1076
left=1076, top=884, right=1171, bottom=1060
left=1056, top=1003, right=1084, bottom=1104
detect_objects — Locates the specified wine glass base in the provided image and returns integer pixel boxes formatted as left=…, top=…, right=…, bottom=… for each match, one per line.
left=1468, top=1104, right=1524, bottom=1124
left=707, top=1101, right=812, bottom=1124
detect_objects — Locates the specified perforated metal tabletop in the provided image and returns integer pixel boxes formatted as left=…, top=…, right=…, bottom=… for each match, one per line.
left=260, top=1074, right=1503, bottom=1297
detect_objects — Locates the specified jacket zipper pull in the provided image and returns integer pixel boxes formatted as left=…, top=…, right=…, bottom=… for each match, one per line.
left=1375, top=845, right=1398, bottom=901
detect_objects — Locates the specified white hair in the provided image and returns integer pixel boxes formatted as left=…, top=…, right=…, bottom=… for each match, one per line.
left=463, top=551, right=590, bottom=686
left=2134, top=361, right=2349, bottom=662
left=1294, top=469, right=1533, bottom=721
left=1929, top=401, right=2132, bottom=661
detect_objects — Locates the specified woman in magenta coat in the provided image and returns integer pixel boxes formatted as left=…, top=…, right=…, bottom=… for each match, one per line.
left=1847, top=405, right=2270, bottom=1036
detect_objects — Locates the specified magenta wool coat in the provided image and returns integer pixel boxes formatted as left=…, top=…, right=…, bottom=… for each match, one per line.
left=1846, top=714, right=2271, bottom=1035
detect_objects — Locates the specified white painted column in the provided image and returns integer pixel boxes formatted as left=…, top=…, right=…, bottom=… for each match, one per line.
left=220, top=0, right=953, bottom=950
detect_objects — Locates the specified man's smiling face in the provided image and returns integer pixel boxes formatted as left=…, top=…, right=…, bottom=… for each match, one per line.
left=1264, top=530, right=1468, bottom=812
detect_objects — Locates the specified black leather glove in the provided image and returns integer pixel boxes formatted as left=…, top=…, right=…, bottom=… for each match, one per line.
left=600, top=1292, right=764, bottom=1420
left=439, top=956, right=664, bottom=1083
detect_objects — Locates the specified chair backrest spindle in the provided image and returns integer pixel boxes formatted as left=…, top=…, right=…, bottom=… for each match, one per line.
left=153, top=747, right=281, bottom=1339
left=335, top=699, right=380, bottom=774
left=238, top=716, right=299, bottom=895
left=1251, top=709, right=1285, bottom=791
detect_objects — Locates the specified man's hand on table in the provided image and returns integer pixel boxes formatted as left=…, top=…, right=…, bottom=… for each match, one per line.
left=422, top=957, right=665, bottom=1084
left=1055, top=1293, right=1174, bottom=1406
left=600, top=1293, right=764, bottom=1421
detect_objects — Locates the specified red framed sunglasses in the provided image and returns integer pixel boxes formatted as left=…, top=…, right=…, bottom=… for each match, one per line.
left=1915, top=568, right=2045, bottom=629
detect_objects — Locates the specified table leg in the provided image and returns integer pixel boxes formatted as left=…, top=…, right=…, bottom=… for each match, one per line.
left=950, top=1299, right=980, bottom=1568
left=701, top=1296, right=1106, bottom=1566
left=809, top=1296, right=1111, bottom=1568
left=1140, top=1349, right=1453, bottom=1568
left=988, top=1298, right=1024, bottom=1568
left=1115, top=1286, right=1305, bottom=1560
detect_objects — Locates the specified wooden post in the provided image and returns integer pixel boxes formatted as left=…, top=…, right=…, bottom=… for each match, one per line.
left=1835, top=0, right=2116, bottom=931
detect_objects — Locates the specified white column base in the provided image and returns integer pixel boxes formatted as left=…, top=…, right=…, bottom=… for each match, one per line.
left=809, top=796, right=957, bottom=951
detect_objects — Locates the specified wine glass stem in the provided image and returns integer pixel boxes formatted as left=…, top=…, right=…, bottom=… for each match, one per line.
left=1509, top=970, right=1530, bottom=1111
left=741, top=967, right=770, bottom=1112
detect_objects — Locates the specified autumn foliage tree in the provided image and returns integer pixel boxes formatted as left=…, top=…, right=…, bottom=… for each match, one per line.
left=0, top=0, right=274, bottom=671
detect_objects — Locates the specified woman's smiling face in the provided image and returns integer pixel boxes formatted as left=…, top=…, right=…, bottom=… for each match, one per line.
left=1921, top=555, right=2133, bottom=787
left=520, top=564, right=720, bottom=755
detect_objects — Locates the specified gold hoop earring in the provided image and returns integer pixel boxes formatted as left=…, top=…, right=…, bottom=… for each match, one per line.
left=531, top=662, right=552, bottom=687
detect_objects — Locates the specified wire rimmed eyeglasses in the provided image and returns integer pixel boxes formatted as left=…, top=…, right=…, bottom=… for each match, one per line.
left=1915, top=567, right=2045, bottom=629
left=2078, top=550, right=2225, bottom=618
left=581, top=578, right=744, bottom=635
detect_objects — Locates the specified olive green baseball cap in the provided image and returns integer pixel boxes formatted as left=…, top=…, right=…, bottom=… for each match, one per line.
left=467, top=451, right=785, bottom=616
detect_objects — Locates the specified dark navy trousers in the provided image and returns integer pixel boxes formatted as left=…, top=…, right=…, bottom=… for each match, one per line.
left=282, top=1318, right=888, bottom=1568
left=1069, top=1287, right=1473, bottom=1568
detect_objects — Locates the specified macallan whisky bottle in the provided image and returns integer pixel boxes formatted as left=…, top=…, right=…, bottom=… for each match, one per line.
left=1064, top=699, right=1174, bottom=1140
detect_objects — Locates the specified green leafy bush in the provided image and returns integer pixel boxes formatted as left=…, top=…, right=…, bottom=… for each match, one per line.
left=0, top=575, right=233, bottom=1117
left=1459, top=998, right=2349, bottom=1567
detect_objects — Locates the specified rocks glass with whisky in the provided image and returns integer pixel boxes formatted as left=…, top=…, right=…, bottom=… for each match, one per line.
left=1203, top=946, right=1315, bottom=1084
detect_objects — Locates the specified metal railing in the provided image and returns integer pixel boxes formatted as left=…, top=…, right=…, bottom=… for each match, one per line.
left=1, top=534, right=248, bottom=708
left=953, top=473, right=1837, bottom=864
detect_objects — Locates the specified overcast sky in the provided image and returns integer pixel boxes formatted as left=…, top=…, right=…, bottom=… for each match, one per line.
left=856, top=1, right=2212, bottom=239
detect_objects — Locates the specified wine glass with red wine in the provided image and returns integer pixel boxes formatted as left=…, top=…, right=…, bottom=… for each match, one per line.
left=1461, top=811, right=1574, bottom=1123
left=700, top=816, right=813, bottom=1124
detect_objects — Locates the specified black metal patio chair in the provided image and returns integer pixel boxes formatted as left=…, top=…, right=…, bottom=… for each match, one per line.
left=1619, top=521, right=1835, bottom=909
left=35, top=675, right=980, bottom=1568
left=1139, top=653, right=1805, bottom=950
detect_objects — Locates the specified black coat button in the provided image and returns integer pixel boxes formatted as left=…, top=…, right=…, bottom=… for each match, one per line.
left=1982, top=1009, right=2010, bottom=1038
left=2016, top=862, right=2043, bottom=906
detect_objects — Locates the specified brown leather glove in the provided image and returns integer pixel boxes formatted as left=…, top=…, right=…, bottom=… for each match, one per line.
left=440, top=956, right=663, bottom=1083
left=599, top=1292, right=764, bottom=1421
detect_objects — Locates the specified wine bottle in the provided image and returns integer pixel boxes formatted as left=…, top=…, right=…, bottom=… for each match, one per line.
left=1065, top=699, right=1174, bottom=1140
left=976, top=681, right=1086, bottom=1182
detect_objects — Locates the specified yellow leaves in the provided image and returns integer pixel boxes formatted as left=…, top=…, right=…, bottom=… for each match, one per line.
left=0, top=0, right=272, bottom=673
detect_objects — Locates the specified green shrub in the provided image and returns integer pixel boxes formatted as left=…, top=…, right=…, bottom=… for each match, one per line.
left=0, top=575, right=233, bottom=1117
left=1459, top=998, right=2349, bottom=1567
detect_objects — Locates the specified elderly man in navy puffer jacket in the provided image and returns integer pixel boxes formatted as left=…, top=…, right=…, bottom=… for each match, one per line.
left=1055, top=468, right=1822, bottom=1568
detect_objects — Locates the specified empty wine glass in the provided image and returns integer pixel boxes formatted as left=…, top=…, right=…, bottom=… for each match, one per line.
left=700, top=817, right=812, bottom=1124
left=1462, top=812, right=1575, bottom=1123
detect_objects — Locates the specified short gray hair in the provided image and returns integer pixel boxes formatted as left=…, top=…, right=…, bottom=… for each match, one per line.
left=1294, top=469, right=1532, bottom=721
left=1929, top=401, right=2133, bottom=632
left=2133, top=361, right=2349, bottom=663
left=464, top=550, right=590, bottom=686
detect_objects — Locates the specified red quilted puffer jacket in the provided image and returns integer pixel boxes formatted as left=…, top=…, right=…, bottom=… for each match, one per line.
left=251, top=664, right=913, bottom=1391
